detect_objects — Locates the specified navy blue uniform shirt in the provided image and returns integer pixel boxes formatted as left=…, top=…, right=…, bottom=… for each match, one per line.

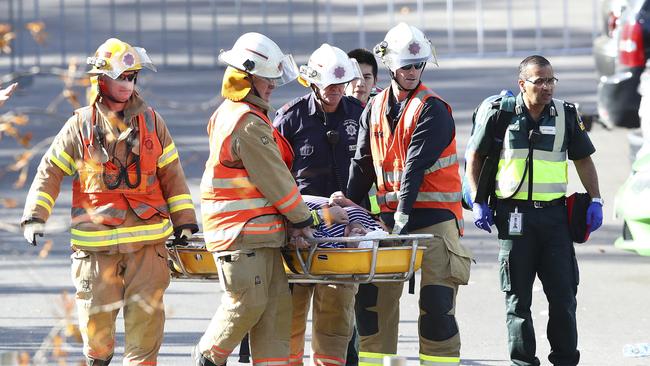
left=274, top=92, right=364, bottom=196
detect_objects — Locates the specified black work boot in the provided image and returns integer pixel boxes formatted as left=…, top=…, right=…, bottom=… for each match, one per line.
left=192, top=344, right=223, bottom=366
left=86, top=354, right=113, bottom=366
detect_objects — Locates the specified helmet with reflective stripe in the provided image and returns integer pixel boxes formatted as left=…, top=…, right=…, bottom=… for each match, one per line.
left=87, top=38, right=156, bottom=79
left=374, top=22, right=437, bottom=73
left=299, top=43, right=363, bottom=89
left=219, top=32, right=298, bottom=86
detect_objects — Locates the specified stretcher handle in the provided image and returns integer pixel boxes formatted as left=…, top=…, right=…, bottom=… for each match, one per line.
left=303, top=233, right=433, bottom=244
left=292, top=234, right=433, bottom=282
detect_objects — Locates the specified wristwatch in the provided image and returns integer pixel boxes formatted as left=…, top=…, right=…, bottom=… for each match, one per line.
left=591, top=197, right=604, bottom=206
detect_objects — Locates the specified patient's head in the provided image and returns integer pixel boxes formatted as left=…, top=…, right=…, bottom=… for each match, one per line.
left=345, top=222, right=369, bottom=237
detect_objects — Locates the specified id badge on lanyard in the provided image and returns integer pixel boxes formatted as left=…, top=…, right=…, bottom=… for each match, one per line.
left=509, top=207, right=523, bottom=236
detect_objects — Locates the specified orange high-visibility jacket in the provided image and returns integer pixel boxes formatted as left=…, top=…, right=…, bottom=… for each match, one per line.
left=22, top=96, right=198, bottom=251
left=72, top=106, right=168, bottom=225
left=369, top=83, right=463, bottom=233
left=201, top=99, right=304, bottom=251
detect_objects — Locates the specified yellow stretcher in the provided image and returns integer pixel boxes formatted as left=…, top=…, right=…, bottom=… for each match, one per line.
left=166, top=234, right=430, bottom=284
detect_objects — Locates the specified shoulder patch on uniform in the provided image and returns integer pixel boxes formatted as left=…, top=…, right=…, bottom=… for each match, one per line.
left=260, top=135, right=270, bottom=145
left=280, top=96, right=305, bottom=114
left=577, top=113, right=586, bottom=131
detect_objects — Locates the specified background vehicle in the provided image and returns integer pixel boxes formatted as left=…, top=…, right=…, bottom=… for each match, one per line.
left=593, top=0, right=650, bottom=131
left=614, top=61, right=650, bottom=256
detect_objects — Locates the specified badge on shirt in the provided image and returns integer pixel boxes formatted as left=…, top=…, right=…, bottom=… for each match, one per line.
left=348, top=144, right=357, bottom=152
left=539, top=126, right=556, bottom=135
left=343, top=119, right=358, bottom=137
left=260, top=136, right=270, bottom=145
left=509, top=121, right=520, bottom=131
left=300, top=143, right=314, bottom=157
left=509, top=207, right=523, bottom=236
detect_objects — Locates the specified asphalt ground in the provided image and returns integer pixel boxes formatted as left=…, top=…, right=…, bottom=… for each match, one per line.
left=1, top=54, right=650, bottom=365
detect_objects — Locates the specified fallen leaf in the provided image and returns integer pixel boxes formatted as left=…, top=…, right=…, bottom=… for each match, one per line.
left=18, top=132, right=32, bottom=147
left=13, top=166, right=28, bottom=188
left=9, top=151, right=33, bottom=171
left=1, top=198, right=17, bottom=208
left=11, top=114, right=29, bottom=125
left=38, top=239, right=53, bottom=258
left=25, top=21, right=47, bottom=45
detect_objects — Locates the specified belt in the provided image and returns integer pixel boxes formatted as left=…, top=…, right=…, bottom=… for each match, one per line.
left=500, top=197, right=566, bottom=209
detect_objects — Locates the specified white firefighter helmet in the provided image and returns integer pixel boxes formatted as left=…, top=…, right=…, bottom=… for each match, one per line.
left=219, top=32, right=298, bottom=86
left=87, top=38, right=156, bottom=79
left=374, top=22, right=437, bottom=72
left=299, top=43, right=363, bottom=89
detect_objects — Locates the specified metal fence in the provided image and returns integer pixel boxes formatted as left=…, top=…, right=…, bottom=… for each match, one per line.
left=1, top=0, right=601, bottom=72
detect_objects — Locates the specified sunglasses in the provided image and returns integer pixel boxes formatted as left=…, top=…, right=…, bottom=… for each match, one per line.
left=525, top=77, right=558, bottom=87
left=400, top=62, right=426, bottom=71
left=116, top=72, right=138, bottom=82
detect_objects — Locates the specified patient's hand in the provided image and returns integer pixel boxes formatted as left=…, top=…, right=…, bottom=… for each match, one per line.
left=288, top=227, right=314, bottom=249
left=320, top=205, right=349, bottom=225
left=329, top=191, right=356, bottom=207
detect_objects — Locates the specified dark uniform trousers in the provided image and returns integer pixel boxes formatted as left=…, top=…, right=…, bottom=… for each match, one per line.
left=356, top=219, right=471, bottom=364
left=495, top=200, right=580, bottom=366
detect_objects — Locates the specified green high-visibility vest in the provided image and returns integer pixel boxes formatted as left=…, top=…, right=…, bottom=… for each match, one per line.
left=495, top=98, right=568, bottom=201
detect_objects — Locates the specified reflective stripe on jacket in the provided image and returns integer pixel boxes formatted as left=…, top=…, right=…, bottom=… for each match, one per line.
left=201, top=99, right=299, bottom=251
left=495, top=98, right=568, bottom=201
left=369, top=83, right=463, bottom=233
left=22, top=93, right=198, bottom=252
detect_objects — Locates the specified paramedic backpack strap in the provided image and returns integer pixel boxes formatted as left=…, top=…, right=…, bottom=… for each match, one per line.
left=474, top=95, right=516, bottom=207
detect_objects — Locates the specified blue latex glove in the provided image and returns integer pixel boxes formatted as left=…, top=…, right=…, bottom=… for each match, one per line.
left=473, top=202, right=494, bottom=233
left=586, top=202, right=603, bottom=233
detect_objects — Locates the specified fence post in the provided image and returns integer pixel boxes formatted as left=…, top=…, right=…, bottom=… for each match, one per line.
left=211, top=0, right=218, bottom=68
left=563, top=0, right=570, bottom=51
left=59, top=0, right=65, bottom=67
left=110, top=0, right=116, bottom=37
left=161, top=0, right=168, bottom=67
left=534, top=0, right=542, bottom=52
left=136, top=0, right=142, bottom=46
left=326, top=0, right=333, bottom=45
left=417, top=0, right=424, bottom=30
left=476, top=0, right=484, bottom=56
left=312, top=0, right=318, bottom=50
left=357, top=0, right=365, bottom=48
left=446, top=0, right=455, bottom=55
left=288, top=0, right=294, bottom=54
left=185, top=0, right=193, bottom=69
left=506, top=0, right=513, bottom=56
left=17, top=0, right=24, bottom=68
left=8, top=0, right=16, bottom=72
left=34, top=0, right=40, bottom=67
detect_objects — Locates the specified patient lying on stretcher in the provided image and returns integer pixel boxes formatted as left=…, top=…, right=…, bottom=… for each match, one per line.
left=301, top=195, right=388, bottom=248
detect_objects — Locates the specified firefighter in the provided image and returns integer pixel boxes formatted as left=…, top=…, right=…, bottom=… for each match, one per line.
left=193, top=32, right=315, bottom=366
left=345, top=23, right=473, bottom=365
left=273, top=44, right=363, bottom=366
left=21, top=38, right=198, bottom=365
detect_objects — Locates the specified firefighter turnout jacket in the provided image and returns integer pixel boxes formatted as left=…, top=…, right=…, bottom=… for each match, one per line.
left=200, top=93, right=313, bottom=252
left=22, top=93, right=198, bottom=253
